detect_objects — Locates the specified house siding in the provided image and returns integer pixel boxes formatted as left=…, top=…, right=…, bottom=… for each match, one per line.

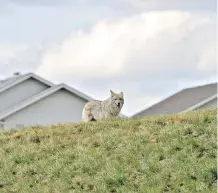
left=195, top=97, right=217, bottom=110
left=3, top=89, right=87, bottom=130
left=0, top=78, right=49, bottom=113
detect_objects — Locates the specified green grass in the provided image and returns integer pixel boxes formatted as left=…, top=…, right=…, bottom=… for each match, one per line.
left=0, top=109, right=217, bottom=193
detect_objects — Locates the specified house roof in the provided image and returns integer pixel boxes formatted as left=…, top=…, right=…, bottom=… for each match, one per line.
left=0, top=83, right=95, bottom=120
left=0, top=72, right=95, bottom=102
left=132, top=82, right=217, bottom=117
left=0, top=73, right=54, bottom=93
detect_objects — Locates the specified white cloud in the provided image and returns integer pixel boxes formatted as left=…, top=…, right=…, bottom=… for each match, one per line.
left=37, top=11, right=216, bottom=81
left=198, top=43, right=217, bottom=73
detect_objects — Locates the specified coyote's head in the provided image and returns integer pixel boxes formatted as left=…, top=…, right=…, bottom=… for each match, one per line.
left=110, top=90, right=124, bottom=109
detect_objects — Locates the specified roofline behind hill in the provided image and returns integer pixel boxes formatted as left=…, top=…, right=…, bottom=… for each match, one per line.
left=131, top=82, right=217, bottom=118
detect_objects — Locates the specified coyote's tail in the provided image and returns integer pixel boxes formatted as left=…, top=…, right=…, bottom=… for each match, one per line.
left=82, top=104, right=94, bottom=122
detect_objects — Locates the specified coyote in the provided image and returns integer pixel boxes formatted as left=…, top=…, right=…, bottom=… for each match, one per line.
left=82, top=90, right=124, bottom=122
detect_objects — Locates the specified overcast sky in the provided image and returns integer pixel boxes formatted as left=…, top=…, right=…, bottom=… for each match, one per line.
left=0, top=0, right=217, bottom=116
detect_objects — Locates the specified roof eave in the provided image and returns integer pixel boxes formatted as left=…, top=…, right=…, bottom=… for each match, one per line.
left=179, top=93, right=217, bottom=113
left=0, top=73, right=55, bottom=94
left=60, top=83, right=94, bottom=102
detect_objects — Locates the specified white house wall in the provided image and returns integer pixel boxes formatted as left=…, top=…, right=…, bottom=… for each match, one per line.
left=195, top=97, right=217, bottom=110
left=3, top=89, right=87, bottom=129
left=0, top=78, right=49, bottom=113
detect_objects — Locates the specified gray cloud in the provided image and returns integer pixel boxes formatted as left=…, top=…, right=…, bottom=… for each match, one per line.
left=1, top=0, right=216, bottom=12
left=0, top=0, right=124, bottom=8
left=125, top=0, right=217, bottom=12
left=0, top=0, right=76, bottom=6
left=0, top=0, right=129, bottom=45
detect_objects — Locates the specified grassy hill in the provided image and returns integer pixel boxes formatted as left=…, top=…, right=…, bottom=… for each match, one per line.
left=0, top=109, right=217, bottom=193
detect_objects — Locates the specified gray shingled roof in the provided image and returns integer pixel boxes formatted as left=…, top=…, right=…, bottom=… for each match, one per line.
left=132, top=82, right=217, bottom=117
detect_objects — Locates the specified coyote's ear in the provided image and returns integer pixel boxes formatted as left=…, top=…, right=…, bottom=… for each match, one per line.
left=120, top=92, right=123, bottom=98
left=110, top=90, right=115, bottom=96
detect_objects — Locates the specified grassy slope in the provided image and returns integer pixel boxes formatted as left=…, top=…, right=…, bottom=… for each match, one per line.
left=0, top=109, right=217, bottom=193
